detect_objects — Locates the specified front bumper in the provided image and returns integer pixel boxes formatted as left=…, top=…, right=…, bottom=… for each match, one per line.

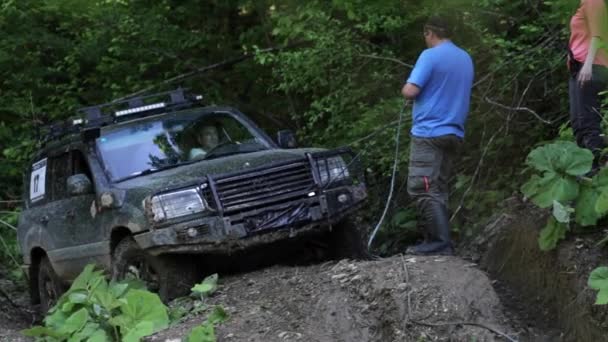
left=135, top=184, right=366, bottom=255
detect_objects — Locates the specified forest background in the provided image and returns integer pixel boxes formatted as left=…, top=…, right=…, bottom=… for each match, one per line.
left=0, top=0, right=580, bottom=268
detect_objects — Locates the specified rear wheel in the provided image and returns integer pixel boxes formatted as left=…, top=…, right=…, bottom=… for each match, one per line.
left=38, top=256, right=64, bottom=313
left=329, top=217, right=370, bottom=260
left=111, top=237, right=197, bottom=301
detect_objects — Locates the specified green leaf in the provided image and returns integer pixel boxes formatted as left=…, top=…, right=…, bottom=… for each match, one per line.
left=538, top=217, right=568, bottom=251
left=596, top=188, right=608, bottom=216
left=552, top=200, right=573, bottom=223
left=186, top=323, right=216, bottom=342
left=57, top=307, right=89, bottom=335
left=588, top=267, right=608, bottom=305
left=207, top=306, right=228, bottom=324
left=69, top=322, right=101, bottom=342
left=526, top=141, right=593, bottom=176
left=112, top=289, right=169, bottom=337
left=69, top=292, right=88, bottom=304
left=521, top=172, right=579, bottom=208
left=191, top=274, right=218, bottom=297
left=122, top=321, right=154, bottom=342
left=22, top=326, right=64, bottom=338
left=88, top=329, right=110, bottom=342
left=575, top=184, right=600, bottom=226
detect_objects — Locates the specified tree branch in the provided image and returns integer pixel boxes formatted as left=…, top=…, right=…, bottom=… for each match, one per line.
left=358, top=54, right=414, bottom=69
left=484, top=96, right=552, bottom=125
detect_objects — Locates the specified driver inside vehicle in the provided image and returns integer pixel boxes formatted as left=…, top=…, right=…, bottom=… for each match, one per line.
left=189, top=124, right=220, bottom=160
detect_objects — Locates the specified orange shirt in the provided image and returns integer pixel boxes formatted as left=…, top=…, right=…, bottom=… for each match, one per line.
left=569, top=0, right=608, bottom=66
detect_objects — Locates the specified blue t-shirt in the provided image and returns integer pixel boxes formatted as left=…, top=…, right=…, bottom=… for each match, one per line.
left=406, top=41, right=474, bottom=138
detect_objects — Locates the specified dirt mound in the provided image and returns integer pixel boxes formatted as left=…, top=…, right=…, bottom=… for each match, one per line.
left=151, top=255, right=515, bottom=342
left=468, top=197, right=608, bottom=341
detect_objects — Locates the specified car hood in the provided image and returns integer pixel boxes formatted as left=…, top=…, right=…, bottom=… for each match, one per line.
left=114, top=148, right=325, bottom=193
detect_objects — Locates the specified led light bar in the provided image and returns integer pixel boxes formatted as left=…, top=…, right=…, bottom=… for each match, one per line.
left=115, top=102, right=166, bottom=117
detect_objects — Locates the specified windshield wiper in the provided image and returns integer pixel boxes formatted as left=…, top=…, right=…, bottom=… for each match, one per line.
left=114, top=163, right=183, bottom=182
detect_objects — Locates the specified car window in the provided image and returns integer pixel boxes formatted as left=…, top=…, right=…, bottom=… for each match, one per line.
left=49, top=152, right=71, bottom=201
left=96, top=112, right=270, bottom=181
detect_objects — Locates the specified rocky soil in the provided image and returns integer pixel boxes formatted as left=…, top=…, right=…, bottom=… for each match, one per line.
left=150, top=255, right=517, bottom=342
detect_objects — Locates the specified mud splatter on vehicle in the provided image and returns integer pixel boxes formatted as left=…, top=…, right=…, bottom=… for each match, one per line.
left=17, top=89, right=368, bottom=311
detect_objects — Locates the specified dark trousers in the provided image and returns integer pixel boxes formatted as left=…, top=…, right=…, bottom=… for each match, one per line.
left=569, top=65, right=608, bottom=165
left=407, top=135, right=462, bottom=207
left=406, top=135, right=462, bottom=250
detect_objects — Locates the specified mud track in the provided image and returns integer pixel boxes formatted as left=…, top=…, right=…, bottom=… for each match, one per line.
left=151, top=255, right=516, bottom=342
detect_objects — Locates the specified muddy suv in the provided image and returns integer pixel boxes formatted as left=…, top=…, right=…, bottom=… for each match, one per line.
left=18, top=89, right=367, bottom=311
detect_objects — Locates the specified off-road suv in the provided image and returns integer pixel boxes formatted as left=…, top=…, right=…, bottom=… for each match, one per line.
left=18, top=89, right=368, bottom=311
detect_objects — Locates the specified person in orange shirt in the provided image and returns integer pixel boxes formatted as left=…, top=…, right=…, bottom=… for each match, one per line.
left=569, top=0, right=608, bottom=169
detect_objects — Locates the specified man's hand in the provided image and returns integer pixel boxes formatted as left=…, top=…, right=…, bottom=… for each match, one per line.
left=578, top=61, right=593, bottom=85
left=402, top=83, right=421, bottom=99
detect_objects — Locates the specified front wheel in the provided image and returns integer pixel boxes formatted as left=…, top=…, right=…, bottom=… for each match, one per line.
left=111, top=237, right=197, bottom=301
left=329, top=217, right=370, bottom=260
left=38, top=256, right=65, bottom=313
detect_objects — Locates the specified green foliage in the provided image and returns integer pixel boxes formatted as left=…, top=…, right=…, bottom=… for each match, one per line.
left=181, top=276, right=228, bottom=342
left=191, top=274, right=219, bottom=300
left=588, top=267, right=608, bottom=305
left=520, top=142, right=608, bottom=252
left=521, top=141, right=593, bottom=208
left=522, top=143, right=608, bottom=305
left=538, top=217, right=568, bottom=251
left=22, top=264, right=168, bottom=341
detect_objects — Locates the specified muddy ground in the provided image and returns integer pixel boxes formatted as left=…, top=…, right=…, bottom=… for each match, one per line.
left=149, top=255, right=517, bottom=342
left=0, top=267, right=34, bottom=342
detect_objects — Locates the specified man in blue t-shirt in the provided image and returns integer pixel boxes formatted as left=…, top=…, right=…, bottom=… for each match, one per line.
left=401, top=16, right=474, bottom=255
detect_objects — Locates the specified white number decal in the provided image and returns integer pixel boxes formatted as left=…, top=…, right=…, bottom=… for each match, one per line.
left=30, top=158, right=47, bottom=202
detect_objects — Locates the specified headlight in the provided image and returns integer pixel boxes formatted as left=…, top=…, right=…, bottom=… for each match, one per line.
left=316, top=156, right=350, bottom=186
left=150, top=187, right=206, bottom=222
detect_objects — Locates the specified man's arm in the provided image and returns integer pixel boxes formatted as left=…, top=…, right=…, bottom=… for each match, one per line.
left=402, top=83, right=421, bottom=99
left=403, top=50, right=431, bottom=99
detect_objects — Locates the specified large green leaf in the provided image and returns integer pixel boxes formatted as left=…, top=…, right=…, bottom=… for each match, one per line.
left=521, top=172, right=579, bottom=208
left=111, top=289, right=169, bottom=337
left=122, top=321, right=155, bottom=342
left=588, top=267, right=608, bottom=305
left=575, top=184, right=601, bottom=226
left=538, top=217, right=568, bottom=251
left=526, top=141, right=593, bottom=176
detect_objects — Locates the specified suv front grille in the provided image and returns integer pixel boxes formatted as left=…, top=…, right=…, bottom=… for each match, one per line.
left=214, top=161, right=315, bottom=213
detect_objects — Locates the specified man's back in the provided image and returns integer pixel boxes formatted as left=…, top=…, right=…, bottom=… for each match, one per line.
left=407, top=41, right=474, bottom=138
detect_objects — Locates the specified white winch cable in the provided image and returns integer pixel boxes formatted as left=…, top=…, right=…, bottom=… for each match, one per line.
left=367, top=100, right=409, bottom=249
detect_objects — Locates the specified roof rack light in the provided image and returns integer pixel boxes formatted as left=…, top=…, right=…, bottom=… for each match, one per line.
left=115, top=102, right=166, bottom=117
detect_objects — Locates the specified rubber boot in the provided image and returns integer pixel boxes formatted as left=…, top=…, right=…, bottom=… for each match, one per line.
left=406, top=200, right=453, bottom=255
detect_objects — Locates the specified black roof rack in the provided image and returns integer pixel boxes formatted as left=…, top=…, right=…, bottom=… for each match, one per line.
left=39, top=88, right=203, bottom=146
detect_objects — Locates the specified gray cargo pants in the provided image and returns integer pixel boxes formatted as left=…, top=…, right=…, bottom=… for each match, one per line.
left=406, top=135, right=462, bottom=208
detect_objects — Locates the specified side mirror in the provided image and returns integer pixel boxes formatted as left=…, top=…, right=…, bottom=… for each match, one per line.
left=67, top=174, right=93, bottom=196
left=277, top=130, right=298, bottom=149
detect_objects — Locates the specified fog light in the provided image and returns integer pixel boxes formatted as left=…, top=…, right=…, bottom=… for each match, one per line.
left=338, top=194, right=349, bottom=203
left=187, top=227, right=198, bottom=238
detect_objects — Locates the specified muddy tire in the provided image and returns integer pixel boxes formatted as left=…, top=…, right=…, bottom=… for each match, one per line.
left=38, top=256, right=65, bottom=313
left=329, top=217, right=370, bottom=260
left=111, top=237, right=197, bottom=302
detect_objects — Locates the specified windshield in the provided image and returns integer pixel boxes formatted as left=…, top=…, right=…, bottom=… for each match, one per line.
left=96, top=112, right=270, bottom=181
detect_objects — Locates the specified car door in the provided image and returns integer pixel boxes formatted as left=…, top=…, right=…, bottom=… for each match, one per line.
left=45, top=149, right=100, bottom=280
